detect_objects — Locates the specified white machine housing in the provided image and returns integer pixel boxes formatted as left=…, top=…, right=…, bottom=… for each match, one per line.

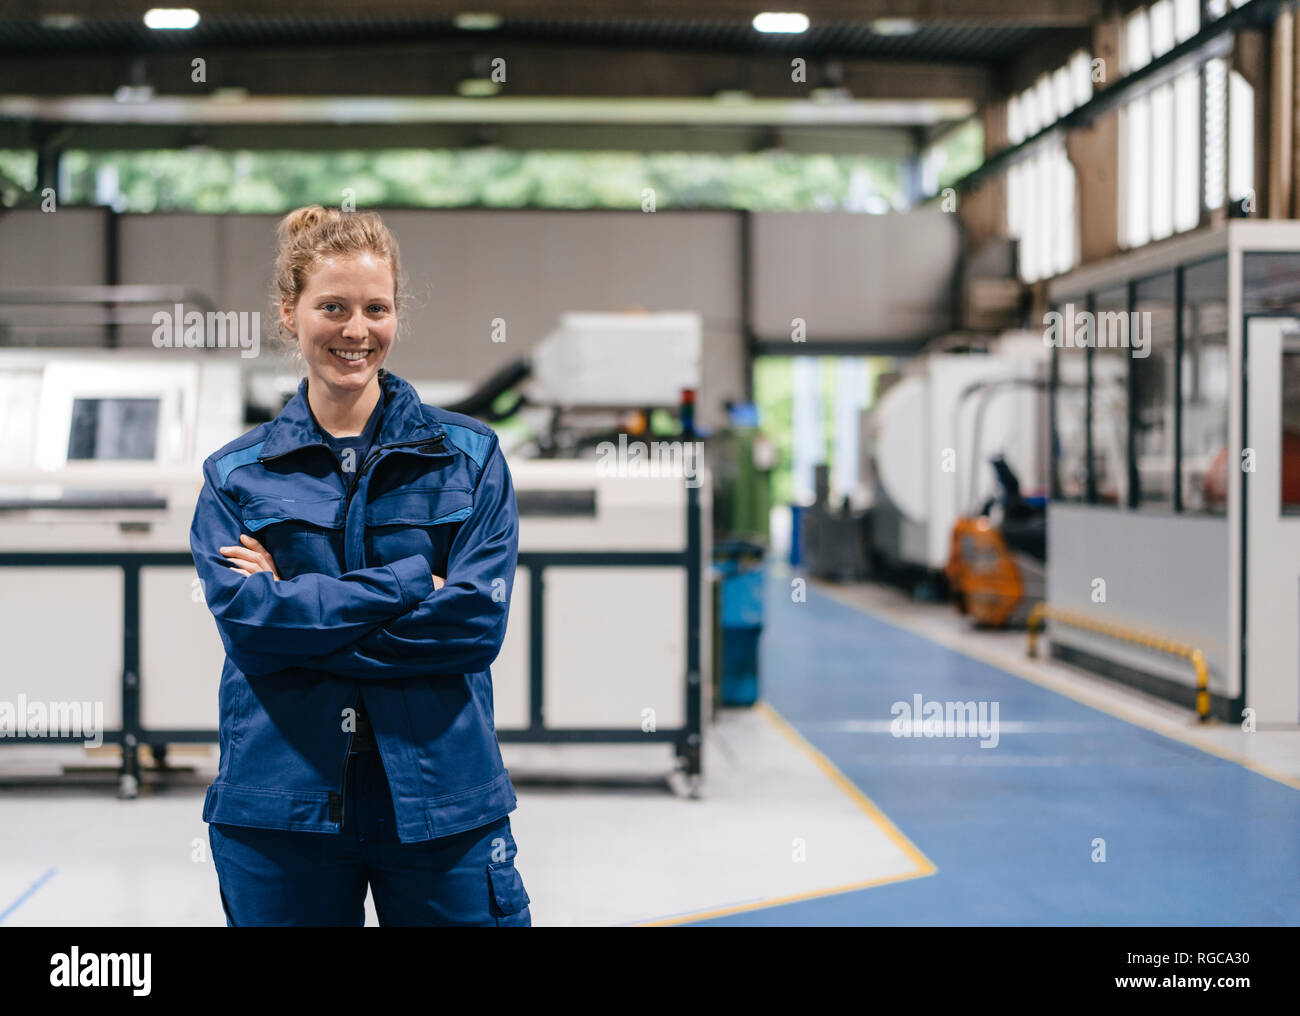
left=866, top=334, right=1048, bottom=571
left=529, top=311, right=701, bottom=407
left=494, top=460, right=711, bottom=732
left=1046, top=221, right=1300, bottom=724
left=0, top=348, right=711, bottom=754
left=0, top=349, right=241, bottom=733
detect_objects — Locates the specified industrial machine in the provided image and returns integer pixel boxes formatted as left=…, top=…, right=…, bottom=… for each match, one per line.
left=707, top=402, right=774, bottom=709
left=941, top=371, right=1051, bottom=627
left=862, top=333, right=1048, bottom=595
left=0, top=309, right=713, bottom=794
left=497, top=460, right=710, bottom=786
left=440, top=310, right=705, bottom=460
left=946, top=455, right=1047, bottom=627
left=708, top=402, right=774, bottom=545
left=1044, top=221, right=1300, bottom=723
left=0, top=348, right=242, bottom=794
left=451, top=311, right=712, bottom=783
left=803, top=463, right=869, bottom=583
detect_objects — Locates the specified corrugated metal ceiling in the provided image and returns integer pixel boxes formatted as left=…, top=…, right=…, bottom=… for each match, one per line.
left=2, top=15, right=1051, bottom=63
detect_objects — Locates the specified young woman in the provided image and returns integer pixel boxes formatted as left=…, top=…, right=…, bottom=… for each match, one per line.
left=191, top=205, right=531, bottom=926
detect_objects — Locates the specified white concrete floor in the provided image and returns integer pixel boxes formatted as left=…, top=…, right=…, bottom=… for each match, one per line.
left=0, top=697, right=929, bottom=926
left=3, top=575, right=1296, bottom=926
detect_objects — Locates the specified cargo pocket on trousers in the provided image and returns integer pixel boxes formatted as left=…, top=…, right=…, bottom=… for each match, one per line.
left=487, top=861, right=531, bottom=926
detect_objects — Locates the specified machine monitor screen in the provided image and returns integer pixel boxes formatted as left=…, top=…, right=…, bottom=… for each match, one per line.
left=66, top=397, right=161, bottom=461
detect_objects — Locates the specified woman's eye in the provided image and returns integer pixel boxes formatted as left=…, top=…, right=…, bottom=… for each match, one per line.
left=320, top=303, right=386, bottom=313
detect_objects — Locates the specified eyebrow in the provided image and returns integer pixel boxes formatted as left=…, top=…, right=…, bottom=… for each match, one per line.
left=317, top=294, right=392, bottom=302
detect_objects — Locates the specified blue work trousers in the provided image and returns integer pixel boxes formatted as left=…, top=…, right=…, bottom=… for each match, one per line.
left=209, top=750, right=531, bottom=926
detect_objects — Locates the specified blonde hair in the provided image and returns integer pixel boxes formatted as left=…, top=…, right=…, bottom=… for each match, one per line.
left=270, top=205, right=410, bottom=362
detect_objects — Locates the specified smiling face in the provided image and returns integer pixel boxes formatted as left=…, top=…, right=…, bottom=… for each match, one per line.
left=282, top=251, right=397, bottom=398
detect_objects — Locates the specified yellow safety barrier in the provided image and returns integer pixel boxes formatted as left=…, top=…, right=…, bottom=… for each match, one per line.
left=1026, top=603, right=1212, bottom=723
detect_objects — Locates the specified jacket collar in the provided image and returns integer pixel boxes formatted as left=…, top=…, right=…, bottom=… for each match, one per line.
left=258, top=367, right=443, bottom=461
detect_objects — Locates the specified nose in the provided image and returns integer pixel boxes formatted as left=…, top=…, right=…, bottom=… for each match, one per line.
left=341, top=308, right=369, bottom=340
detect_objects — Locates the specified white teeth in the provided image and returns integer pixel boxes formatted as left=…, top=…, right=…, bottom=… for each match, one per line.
left=331, top=349, right=368, bottom=361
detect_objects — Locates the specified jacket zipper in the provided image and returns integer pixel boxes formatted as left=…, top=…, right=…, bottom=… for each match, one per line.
left=353, top=436, right=447, bottom=487
left=330, top=439, right=441, bottom=828
left=330, top=451, right=371, bottom=831
left=264, top=434, right=449, bottom=829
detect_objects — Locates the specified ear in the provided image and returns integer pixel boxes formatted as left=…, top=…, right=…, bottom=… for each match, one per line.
left=279, top=297, right=297, bottom=338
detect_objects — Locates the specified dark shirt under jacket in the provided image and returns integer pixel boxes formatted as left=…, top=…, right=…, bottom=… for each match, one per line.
left=314, top=394, right=386, bottom=753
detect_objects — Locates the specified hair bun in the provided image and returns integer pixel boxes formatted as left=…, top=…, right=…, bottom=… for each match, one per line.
left=276, top=204, right=332, bottom=245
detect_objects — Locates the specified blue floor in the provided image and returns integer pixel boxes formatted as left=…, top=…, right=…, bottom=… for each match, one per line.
left=691, top=570, right=1300, bottom=926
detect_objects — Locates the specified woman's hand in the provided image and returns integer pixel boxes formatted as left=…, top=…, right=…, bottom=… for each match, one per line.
left=219, top=532, right=443, bottom=590
left=220, top=533, right=281, bottom=581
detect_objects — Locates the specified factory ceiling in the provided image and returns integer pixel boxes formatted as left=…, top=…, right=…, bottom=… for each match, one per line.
left=0, top=1, right=1099, bottom=152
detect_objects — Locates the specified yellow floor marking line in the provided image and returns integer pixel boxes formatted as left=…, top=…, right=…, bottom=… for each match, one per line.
left=812, top=581, right=1300, bottom=794
left=639, top=700, right=937, bottom=926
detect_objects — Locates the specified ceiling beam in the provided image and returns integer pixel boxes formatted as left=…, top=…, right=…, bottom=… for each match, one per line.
left=0, top=120, right=928, bottom=158
left=0, top=44, right=993, bottom=103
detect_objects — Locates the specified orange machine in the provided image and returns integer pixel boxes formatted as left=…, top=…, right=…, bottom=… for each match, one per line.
left=946, top=516, right=1026, bottom=628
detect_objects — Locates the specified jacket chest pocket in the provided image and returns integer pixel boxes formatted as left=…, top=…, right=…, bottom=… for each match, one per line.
left=364, top=486, right=473, bottom=575
left=239, top=494, right=345, bottom=579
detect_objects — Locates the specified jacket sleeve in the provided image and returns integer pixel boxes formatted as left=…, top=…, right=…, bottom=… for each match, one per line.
left=191, top=454, right=435, bottom=676
left=291, top=432, right=519, bottom=680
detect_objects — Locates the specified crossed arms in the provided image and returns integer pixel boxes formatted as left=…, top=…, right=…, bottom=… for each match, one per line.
left=190, top=436, right=519, bottom=680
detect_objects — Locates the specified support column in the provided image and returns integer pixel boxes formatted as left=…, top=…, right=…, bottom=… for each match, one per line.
left=1270, top=10, right=1293, bottom=220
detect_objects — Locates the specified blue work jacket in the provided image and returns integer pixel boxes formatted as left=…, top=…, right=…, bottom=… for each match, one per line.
left=190, top=368, right=519, bottom=843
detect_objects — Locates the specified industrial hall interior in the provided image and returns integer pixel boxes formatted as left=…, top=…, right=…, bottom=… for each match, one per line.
left=0, top=0, right=1297, bottom=929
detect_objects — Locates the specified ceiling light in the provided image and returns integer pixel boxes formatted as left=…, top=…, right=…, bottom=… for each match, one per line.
left=143, top=8, right=200, bottom=30
left=113, top=84, right=154, bottom=103
left=753, top=12, right=810, bottom=34
left=457, top=78, right=501, bottom=97
left=810, top=86, right=852, bottom=104
left=454, top=13, right=503, bottom=31
left=871, top=18, right=919, bottom=36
